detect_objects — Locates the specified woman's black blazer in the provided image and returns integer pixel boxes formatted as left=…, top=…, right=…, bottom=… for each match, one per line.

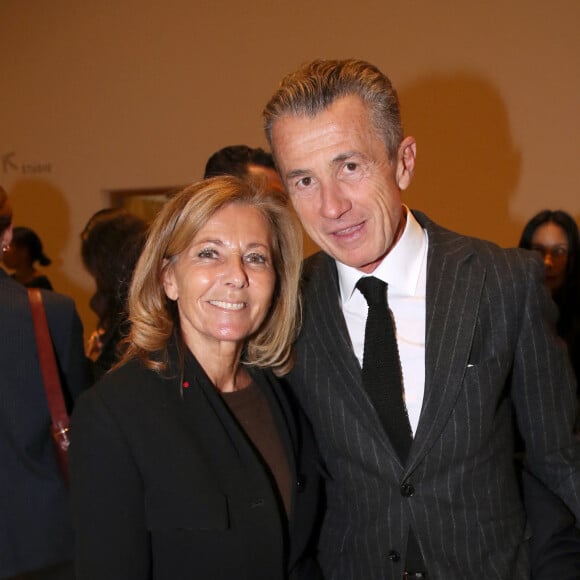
left=69, top=349, right=322, bottom=580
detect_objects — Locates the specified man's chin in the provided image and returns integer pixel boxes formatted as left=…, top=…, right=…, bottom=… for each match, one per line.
left=329, top=250, right=380, bottom=273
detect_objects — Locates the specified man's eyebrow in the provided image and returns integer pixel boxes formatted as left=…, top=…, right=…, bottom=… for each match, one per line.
left=332, top=151, right=362, bottom=164
left=285, top=168, right=310, bottom=181
left=285, top=151, right=363, bottom=180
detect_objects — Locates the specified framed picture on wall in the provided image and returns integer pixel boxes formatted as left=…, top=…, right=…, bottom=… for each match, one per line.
left=108, top=186, right=182, bottom=223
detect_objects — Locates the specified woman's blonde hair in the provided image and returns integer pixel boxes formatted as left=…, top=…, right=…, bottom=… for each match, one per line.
left=122, top=175, right=303, bottom=376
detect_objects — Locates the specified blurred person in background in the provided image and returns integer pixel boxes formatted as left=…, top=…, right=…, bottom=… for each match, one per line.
left=519, top=210, right=580, bottom=386
left=3, top=226, right=53, bottom=290
left=204, top=144, right=283, bottom=192
left=0, top=186, right=89, bottom=580
left=80, top=208, right=148, bottom=381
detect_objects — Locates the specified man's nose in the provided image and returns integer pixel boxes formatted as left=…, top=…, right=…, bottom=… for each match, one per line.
left=319, top=182, right=351, bottom=219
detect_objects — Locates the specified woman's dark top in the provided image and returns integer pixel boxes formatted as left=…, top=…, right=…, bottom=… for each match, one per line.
left=222, top=381, right=293, bottom=515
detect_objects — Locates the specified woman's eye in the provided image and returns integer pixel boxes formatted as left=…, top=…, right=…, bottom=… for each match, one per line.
left=553, top=247, right=568, bottom=257
left=198, top=248, right=218, bottom=259
left=245, top=252, right=267, bottom=265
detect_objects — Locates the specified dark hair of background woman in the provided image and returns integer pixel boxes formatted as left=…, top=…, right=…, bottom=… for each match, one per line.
left=519, top=209, right=580, bottom=382
left=81, top=208, right=148, bottom=378
left=11, top=226, right=52, bottom=266
left=519, top=211, right=580, bottom=325
left=5, top=226, right=54, bottom=289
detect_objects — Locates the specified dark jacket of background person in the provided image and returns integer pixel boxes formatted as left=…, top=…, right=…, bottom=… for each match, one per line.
left=70, top=347, right=322, bottom=580
left=0, top=268, right=89, bottom=578
left=520, top=466, right=580, bottom=579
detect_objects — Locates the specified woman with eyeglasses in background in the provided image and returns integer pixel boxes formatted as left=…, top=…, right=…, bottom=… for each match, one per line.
left=517, top=209, right=580, bottom=577
left=519, top=209, right=580, bottom=397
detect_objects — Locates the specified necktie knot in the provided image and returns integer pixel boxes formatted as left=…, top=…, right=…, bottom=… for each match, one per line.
left=356, top=276, right=388, bottom=307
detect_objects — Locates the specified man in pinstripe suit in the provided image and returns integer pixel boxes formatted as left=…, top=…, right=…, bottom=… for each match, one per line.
left=263, top=59, right=580, bottom=579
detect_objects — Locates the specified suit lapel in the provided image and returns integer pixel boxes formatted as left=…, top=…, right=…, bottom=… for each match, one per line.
left=179, top=350, right=294, bottom=478
left=301, top=253, right=402, bottom=462
left=407, top=212, right=485, bottom=472
left=301, top=253, right=355, bottom=363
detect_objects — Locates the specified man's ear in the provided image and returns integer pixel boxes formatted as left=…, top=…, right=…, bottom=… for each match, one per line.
left=161, top=260, right=178, bottom=301
left=396, top=136, right=417, bottom=191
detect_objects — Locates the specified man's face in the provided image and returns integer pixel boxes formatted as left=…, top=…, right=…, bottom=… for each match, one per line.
left=272, top=95, right=415, bottom=273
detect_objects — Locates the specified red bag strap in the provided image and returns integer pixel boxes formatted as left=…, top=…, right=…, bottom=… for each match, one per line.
left=28, top=288, right=70, bottom=432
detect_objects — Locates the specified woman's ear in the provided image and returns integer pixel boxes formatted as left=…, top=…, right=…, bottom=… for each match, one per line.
left=161, top=259, right=178, bottom=301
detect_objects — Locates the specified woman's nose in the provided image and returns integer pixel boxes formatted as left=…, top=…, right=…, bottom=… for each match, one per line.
left=224, top=255, right=249, bottom=287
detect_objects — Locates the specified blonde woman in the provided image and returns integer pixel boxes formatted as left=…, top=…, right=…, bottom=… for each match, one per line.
left=69, top=177, right=322, bottom=580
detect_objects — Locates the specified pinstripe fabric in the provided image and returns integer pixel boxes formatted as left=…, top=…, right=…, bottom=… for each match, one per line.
left=287, top=211, right=580, bottom=579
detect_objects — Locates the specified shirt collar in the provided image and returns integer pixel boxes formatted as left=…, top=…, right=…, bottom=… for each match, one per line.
left=337, top=207, right=427, bottom=303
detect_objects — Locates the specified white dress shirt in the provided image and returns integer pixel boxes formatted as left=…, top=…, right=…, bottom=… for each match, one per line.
left=337, top=207, right=428, bottom=435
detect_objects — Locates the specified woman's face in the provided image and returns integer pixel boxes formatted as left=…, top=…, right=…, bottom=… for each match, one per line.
left=162, top=203, right=276, bottom=356
left=530, top=221, right=569, bottom=293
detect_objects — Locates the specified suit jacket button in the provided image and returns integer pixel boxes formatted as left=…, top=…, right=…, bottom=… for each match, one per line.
left=250, top=498, right=265, bottom=508
left=401, top=481, right=415, bottom=497
left=388, top=550, right=401, bottom=562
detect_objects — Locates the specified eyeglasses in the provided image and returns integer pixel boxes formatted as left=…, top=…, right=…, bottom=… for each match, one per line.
left=530, top=244, right=569, bottom=261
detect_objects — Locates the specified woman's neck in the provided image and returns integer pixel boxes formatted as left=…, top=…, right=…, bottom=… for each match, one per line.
left=187, top=340, right=250, bottom=393
left=13, top=265, right=37, bottom=284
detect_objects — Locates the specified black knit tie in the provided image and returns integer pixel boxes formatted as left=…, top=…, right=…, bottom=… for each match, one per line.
left=357, top=276, right=425, bottom=573
left=356, top=276, right=412, bottom=462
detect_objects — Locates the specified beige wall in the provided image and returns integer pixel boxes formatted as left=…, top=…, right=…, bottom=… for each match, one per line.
left=1, top=0, right=579, bottom=337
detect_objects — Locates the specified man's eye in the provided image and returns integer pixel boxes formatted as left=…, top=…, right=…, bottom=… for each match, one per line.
left=298, top=176, right=312, bottom=187
left=345, top=162, right=358, bottom=171
left=245, top=252, right=267, bottom=265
